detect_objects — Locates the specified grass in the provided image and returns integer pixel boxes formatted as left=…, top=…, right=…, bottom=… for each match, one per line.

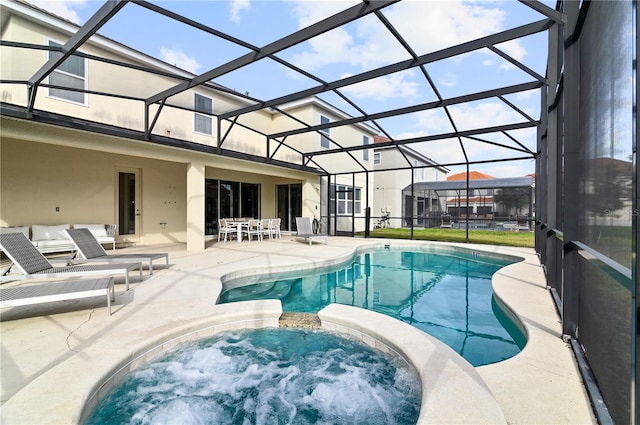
left=359, top=227, right=535, bottom=248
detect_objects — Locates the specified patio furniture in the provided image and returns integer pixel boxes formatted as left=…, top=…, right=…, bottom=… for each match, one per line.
left=64, top=228, right=169, bottom=274
left=440, top=215, right=453, bottom=228
left=515, top=215, right=530, bottom=231
left=269, top=218, right=282, bottom=240
left=242, top=219, right=262, bottom=242
left=295, top=217, right=327, bottom=246
left=0, top=232, right=141, bottom=290
left=217, top=219, right=238, bottom=243
left=260, top=219, right=271, bottom=240
left=0, top=277, right=115, bottom=315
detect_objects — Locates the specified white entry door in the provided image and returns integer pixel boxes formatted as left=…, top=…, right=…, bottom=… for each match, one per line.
left=116, top=168, right=141, bottom=243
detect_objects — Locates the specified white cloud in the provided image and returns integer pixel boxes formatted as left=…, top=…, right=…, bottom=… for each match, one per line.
left=229, top=0, right=251, bottom=23
left=439, top=73, right=457, bottom=88
left=494, top=40, right=528, bottom=69
left=27, top=0, right=85, bottom=24
left=340, top=71, right=419, bottom=100
left=394, top=101, right=537, bottom=167
left=160, top=48, right=201, bottom=74
left=288, top=1, right=528, bottom=101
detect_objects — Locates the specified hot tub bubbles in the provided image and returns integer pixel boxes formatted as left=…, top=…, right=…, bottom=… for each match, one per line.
left=84, top=328, right=422, bottom=425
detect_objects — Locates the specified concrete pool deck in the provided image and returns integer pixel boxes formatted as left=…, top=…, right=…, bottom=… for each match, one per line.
left=0, top=237, right=595, bottom=424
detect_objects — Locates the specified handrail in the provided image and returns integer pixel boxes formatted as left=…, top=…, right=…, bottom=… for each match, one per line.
left=538, top=221, right=632, bottom=292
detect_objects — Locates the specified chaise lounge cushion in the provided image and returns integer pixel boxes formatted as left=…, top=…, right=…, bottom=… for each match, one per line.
left=31, top=224, right=71, bottom=241
left=74, top=224, right=108, bottom=238
left=30, top=224, right=74, bottom=253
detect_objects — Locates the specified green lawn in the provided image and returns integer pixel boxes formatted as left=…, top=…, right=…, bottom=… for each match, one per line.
left=359, top=227, right=535, bottom=248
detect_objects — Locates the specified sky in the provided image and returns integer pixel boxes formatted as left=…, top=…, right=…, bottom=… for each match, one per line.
left=26, top=0, right=555, bottom=178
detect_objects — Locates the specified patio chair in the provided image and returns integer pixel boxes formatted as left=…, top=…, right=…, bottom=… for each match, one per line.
left=0, top=232, right=141, bottom=290
left=65, top=228, right=169, bottom=274
left=440, top=215, right=453, bottom=229
left=515, top=215, right=530, bottom=231
left=218, top=219, right=238, bottom=243
left=0, top=277, right=116, bottom=315
left=260, top=219, right=271, bottom=240
left=242, top=219, right=262, bottom=242
left=269, top=218, right=282, bottom=240
left=295, top=217, right=327, bottom=246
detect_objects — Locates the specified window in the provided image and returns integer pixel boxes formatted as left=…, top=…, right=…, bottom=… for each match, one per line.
left=363, top=135, right=370, bottom=161
left=194, top=93, right=213, bottom=135
left=331, top=184, right=361, bottom=215
left=413, top=160, right=418, bottom=178
left=47, top=41, right=86, bottom=104
left=374, top=152, right=381, bottom=165
left=320, top=115, right=330, bottom=148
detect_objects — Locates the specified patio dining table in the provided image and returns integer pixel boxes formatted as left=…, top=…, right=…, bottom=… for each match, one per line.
left=226, top=220, right=250, bottom=243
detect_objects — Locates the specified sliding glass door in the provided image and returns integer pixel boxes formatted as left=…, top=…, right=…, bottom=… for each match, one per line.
left=277, top=183, right=302, bottom=231
left=205, top=179, right=261, bottom=235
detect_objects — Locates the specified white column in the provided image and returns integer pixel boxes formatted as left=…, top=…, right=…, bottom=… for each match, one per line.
left=186, top=161, right=205, bottom=251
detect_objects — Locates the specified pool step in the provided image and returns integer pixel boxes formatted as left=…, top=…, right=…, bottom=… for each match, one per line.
left=279, top=312, right=321, bottom=329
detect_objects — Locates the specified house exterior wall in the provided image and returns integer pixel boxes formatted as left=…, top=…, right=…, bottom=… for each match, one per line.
left=0, top=9, right=275, bottom=152
left=0, top=136, right=188, bottom=245
left=373, top=146, right=445, bottom=228
left=0, top=1, right=381, bottom=245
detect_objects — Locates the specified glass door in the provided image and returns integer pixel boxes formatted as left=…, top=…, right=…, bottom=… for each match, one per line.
left=220, top=181, right=240, bottom=220
left=207, top=180, right=261, bottom=235
left=205, top=179, right=218, bottom=235
left=117, top=168, right=141, bottom=241
left=277, top=183, right=302, bottom=231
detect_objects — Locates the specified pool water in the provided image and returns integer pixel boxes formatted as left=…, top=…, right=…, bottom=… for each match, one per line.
left=84, top=328, right=421, bottom=425
left=220, top=249, right=527, bottom=366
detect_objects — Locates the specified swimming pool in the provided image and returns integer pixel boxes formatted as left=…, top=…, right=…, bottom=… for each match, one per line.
left=84, top=328, right=422, bottom=425
left=220, top=247, right=527, bottom=366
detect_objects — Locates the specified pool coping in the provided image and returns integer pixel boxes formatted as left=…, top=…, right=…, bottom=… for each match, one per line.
left=0, top=238, right=595, bottom=424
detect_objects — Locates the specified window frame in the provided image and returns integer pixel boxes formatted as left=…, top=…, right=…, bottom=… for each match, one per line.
left=46, top=40, right=87, bottom=105
left=320, top=115, right=330, bottom=148
left=194, top=92, right=214, bottom=136
left=363, top=135, right=370, bottom=161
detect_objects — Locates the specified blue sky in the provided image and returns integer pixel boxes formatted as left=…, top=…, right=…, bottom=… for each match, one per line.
left=28, top=0, right=555, bottom=178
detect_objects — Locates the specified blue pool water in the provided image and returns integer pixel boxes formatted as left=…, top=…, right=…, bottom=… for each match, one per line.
left=84, top=329, right=421, bottom=425
left=220, top=248, right=527, bottom=366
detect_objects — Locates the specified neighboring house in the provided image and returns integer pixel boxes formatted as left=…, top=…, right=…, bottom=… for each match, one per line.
left=373, top=136, right=448, bottom=228
left=0, top=0, right=377, bottom=249
left=403, top=171, right=535, bottom=228
left=444, top=171, right=497, bottom=217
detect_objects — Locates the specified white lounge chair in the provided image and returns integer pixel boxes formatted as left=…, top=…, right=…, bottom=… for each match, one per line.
left=0, top=277, right=115, bottom=315
left=295, top=217, right=327, bottom=246
left=440, top=215, right=453, bottom=228
left=65, top=228, right=168, bottom=274
left=0, top=232, right=141, bottom=290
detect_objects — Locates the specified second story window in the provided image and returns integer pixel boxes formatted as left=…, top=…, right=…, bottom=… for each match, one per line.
left=363, top=135, right=370, bottom=161
left=320, top=115, right=330, bottom=148
left=48, top=41, right=86, bottom=104
left=374, top=152, right=381, bottom=165
left=194, top=93, right=213, bottom=135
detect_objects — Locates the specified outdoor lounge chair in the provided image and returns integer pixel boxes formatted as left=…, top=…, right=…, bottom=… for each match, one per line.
left=0, top=277, right=115, bottom=315
left=515, top=215, right=530, bottom=231
left=0, top=232, right=141, bottom=290
left=440, top=215, right=453, bottom=228
left=295, top=217, right=327, bottom=246
left=65, top=228, right=168, bottom=274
